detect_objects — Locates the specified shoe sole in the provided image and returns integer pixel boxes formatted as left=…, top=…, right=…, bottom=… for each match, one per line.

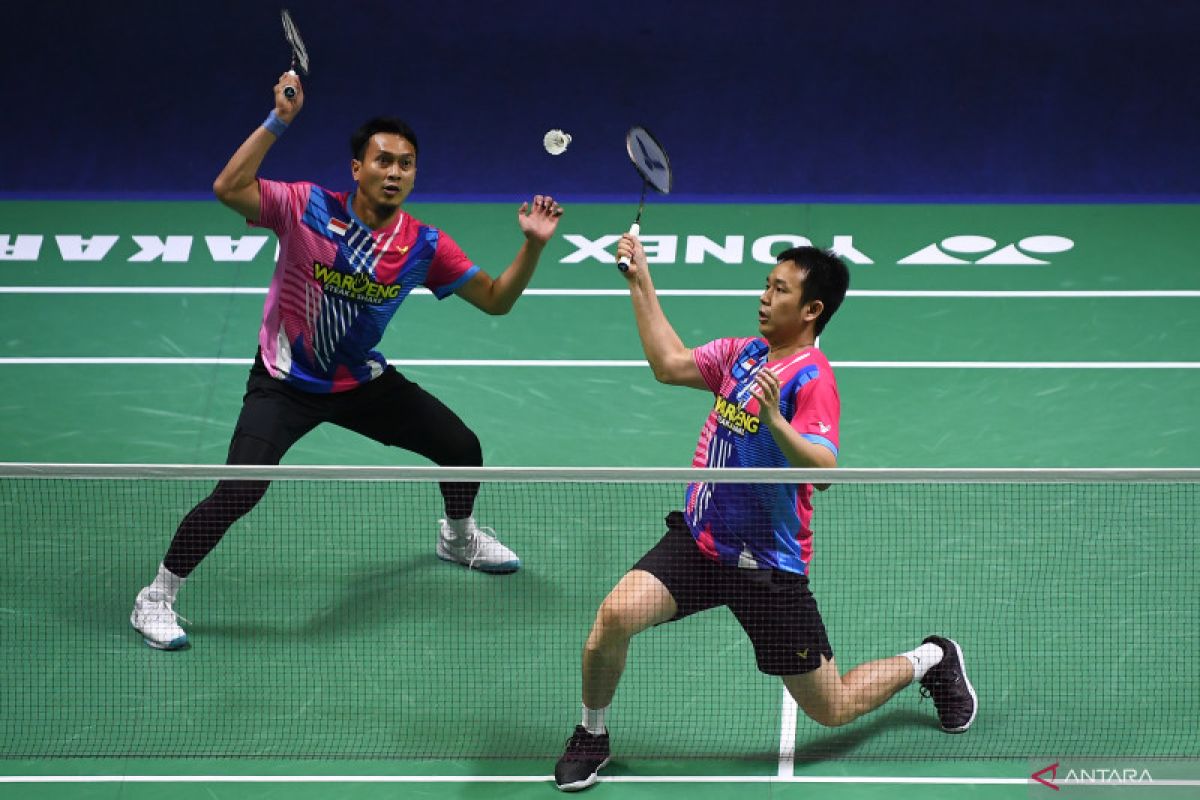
left=142, top=635, right=189, bottom=650
left=436, top=551, right=521, bottom=574
left=131, top=618, right=188, bottom=650
left=555, top=756, right=611, bottom=792
left=939, top=637, right=977, bottom=733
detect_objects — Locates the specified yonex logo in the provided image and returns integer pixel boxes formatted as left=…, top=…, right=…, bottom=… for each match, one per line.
left=816, top=422, right=831, bottom=434
left=796, top=649, right=809, bottom=660
left=560, top=233, right=1075, bottom=266
left=899, top=235, right=1074, bottom=266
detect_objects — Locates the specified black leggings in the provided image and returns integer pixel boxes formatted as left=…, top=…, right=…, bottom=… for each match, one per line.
left=162, top=358, right=482, bottom=578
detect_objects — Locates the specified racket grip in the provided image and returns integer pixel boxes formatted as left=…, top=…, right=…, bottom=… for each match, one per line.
left=616, top=222, right=641, bottom=273
left=283, top=69, right=298, bottom=99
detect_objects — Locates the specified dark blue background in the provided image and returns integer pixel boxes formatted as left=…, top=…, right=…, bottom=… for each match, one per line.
left=3, top=1, right=1197, bottom=200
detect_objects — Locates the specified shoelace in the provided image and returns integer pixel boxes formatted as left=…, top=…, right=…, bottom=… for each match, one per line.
left=145, top=597, right=191, bottom=627
left=564, top=728, right=606, bottom=757
left=446, top=525, right=503, bottom=568
left=919, top=673, right=968, bottom=711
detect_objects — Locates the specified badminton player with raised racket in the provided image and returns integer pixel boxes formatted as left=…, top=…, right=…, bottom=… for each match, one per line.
left=553, top=235, right=977, bottom=791
left=130, top=69, right=564, bottom=650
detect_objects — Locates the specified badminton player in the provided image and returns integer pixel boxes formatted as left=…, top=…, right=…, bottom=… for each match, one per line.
left=131, top=70, right=563, bottom=650
left=554, top=235, right=976, bottom=791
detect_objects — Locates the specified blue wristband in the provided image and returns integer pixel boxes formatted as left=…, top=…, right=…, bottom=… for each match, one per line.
left=262, top=110, right=288, bottom=137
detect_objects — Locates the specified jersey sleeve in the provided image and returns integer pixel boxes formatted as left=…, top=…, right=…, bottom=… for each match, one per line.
left=692, top=337, right=752, bottom=394
left=789, top=368, right=841, bottom=457
left=425, top=229, right=481, bottom=299
left=250, top=178, right=308, bottom=235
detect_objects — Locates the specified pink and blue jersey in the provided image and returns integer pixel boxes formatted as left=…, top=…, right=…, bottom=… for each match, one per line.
left=685, top=338, right=840, bottom=575
left=250, top=179, right=479, bottom=392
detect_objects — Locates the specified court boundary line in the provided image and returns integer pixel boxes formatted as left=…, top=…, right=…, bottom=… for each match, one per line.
left=2, top=286, right=1199, bottom=298
left=2, top=357, right=1198, bottom=369
left=0, top=775, right=1023, bottom=785
left=3, top=774, right=1199, bottom=787
left=777, top=687, right=798, bottom=777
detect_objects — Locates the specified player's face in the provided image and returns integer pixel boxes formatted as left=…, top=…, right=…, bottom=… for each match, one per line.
left=758, top=260, right=822, bottom=342
left=351, top=133, right=417, bottom=210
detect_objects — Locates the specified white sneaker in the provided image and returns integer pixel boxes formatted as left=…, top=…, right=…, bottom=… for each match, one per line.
left=130, top=587, right=189, bottom=650
left=436, top=518, right=521, bottom=574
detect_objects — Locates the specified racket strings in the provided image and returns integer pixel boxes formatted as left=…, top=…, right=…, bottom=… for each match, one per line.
left=281, top=10, right=309, bottom=73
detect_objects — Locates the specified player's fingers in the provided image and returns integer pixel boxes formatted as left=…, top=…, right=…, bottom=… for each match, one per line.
left=754, top=371, right=779, bottom=395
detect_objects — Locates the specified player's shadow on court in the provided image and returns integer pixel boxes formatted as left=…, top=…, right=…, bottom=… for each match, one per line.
left=792, top=709, right=940, bottom=761
left=191, top=554, right=567, bottom=641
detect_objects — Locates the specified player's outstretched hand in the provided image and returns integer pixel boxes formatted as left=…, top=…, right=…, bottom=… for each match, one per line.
left=274, top=72, right=304, bottom=123
left=518, top=195, right=564, bottom=245
left=615, top=232, right=648, bottom=279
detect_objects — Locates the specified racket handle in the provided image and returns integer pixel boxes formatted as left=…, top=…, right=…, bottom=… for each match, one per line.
left=283, top=69, right=298, bottom=99
left=617, top=222, right=641, bottom=273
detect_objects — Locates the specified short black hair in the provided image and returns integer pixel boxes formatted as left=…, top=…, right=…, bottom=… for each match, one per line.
left=774, top=246, right=850, bottom=336
left=350, top=117, right=420, bottom=161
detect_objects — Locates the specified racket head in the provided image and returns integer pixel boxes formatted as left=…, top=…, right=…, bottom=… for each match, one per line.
left=625, top=125, right=673, bottom=195
left=280, top=9, right=310, bottom=75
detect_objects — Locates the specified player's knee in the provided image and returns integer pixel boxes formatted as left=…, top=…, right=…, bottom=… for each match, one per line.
left=794, top=691, right=856, bottom=729
left=591, top=598, right=640, bottom=644
left=439, top=427, right=482, bottom=467
left=803, top=701, right=854, bottom=728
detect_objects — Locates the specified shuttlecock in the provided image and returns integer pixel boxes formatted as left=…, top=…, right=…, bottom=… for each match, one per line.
left=543, top=129, right=571, bottom=155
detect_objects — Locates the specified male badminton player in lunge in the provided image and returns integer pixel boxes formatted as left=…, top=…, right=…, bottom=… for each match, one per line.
left=553, top=236, right=976, bottom=791
left=131, top=70, right=564, bottom=650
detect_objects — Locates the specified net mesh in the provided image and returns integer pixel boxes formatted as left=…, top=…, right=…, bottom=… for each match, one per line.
left=1, top=466, right=1196, bottom=761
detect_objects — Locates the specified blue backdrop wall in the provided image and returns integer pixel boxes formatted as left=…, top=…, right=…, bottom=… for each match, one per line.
left=2, top=0, right=1197, bottom=200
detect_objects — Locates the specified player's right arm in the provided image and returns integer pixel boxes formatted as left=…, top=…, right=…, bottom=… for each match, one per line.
left=616, top=233, right=707, bottom=389
left=212, top=73, right=303, bottom=221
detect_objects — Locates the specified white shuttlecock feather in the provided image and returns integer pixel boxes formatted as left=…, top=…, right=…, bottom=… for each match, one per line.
left=543, top=129, right=571, bottom=155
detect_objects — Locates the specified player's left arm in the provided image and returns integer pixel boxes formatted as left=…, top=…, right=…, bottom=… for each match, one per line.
left=751, top=368, right=838, bottom=474
left=456, top=195, right=563, bottom=315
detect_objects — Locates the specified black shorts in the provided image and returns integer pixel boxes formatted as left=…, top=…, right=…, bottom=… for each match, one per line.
left=632, top=511, right=833, bottom=676
left=225, top=351, right=481, bottom=468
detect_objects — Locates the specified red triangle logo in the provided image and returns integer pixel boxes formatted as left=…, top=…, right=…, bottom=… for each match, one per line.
left=1031, top=762, right=1060, bottom=791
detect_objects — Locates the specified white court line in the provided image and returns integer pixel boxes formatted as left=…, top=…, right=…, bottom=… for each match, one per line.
left=1, top=358, right=1198, bottom=369
left=1, top=286, right=1199, bottom=298
left=2, top=774, right=1197, bottom=786
left=777, top=687, right=798, bottom=777
left=0, top=774, right=1024, bottom=785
